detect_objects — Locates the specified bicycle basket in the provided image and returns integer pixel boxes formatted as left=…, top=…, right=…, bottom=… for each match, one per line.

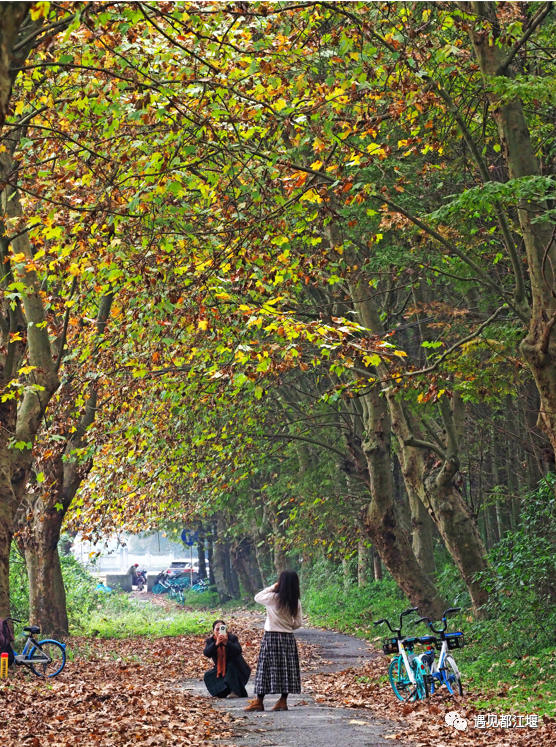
left=446, top=632, right=465, bottom=650
left=382, top=638, right=399, bottom=655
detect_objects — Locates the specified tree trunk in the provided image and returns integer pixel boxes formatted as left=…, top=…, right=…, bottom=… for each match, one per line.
left=206, top=526, right=216, bottom=586
left=228, top=557, right=240, bottom=599
left=408, top=485, right=435, bottom=578
left=468, top=3, right=556, bottom=463
left=373, top=546, right=383, bottom=581
left=360, top=387, right=447, bottom=618
left=13, top=293, right=112, bottom=632
left=357, top=533, right=369, bottom=588
left=273, top=541, right=288, bottom=576
left=212, top=516, right=233, bottom=603
left=197, top=523, right=207, bottom=580
left=0, top=3, right=29, bottom=127
left=23, top=541, right=68, bottom=637
left=348, top=261, right=488, bottom=614
left=230, top=536, right=263, bottom=598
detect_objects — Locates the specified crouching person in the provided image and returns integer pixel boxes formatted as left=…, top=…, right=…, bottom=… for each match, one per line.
left=203, top=619, right=251, bottom=699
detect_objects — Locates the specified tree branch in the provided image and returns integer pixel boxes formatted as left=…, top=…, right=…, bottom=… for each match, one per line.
left=378, top=195, right=523, bottom=318
left=55, top=276, right=78, bottom=373
left=260, top=432, right=347, bottom=459
left=398, top=305, right=507, bottom=380
left=430, top=83, right=529, bottom=318
left=404, top=436, right=446, bottom=461
left=495, top=2, right=553, bottom=76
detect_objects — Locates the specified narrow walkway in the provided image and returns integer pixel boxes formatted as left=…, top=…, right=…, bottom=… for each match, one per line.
left=183, top=625, right=406, bottom=747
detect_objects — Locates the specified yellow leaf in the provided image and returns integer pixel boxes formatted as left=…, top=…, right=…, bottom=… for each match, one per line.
left=299, top=189, right=323, bottom=204
left=310, top=160, right=323, bottom=170
left=198, top=319, right=209, bottom=331
left=18, top=365, right=37, bottom=375
left=14, top=101, right=24, bottom=116
left=393, top=350, right=407, bottom=357
left=68, top=263, right=81, bottom=276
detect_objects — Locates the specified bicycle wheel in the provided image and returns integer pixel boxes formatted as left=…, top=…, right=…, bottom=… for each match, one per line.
left=443, top=655, right=463, bottom=697
left=389, top=657, right=417, bottom=702
left=29, top=640, right=66, bottom=678
left=413, top=658, right=430, bottom=700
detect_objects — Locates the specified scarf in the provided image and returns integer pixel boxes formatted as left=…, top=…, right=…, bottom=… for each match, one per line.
left=216, top=638, right=226, bottom=678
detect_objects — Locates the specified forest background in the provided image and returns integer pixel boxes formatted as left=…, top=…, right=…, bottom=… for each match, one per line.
left=2, top=0, right=556, bottom=718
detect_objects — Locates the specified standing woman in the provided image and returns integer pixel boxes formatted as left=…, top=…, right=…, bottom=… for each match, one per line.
left=245, top=570, right=302, bottom=712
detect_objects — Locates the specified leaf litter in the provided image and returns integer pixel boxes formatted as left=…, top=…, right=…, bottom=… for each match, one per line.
left=303, top=651, right=556, bottom=746
left=0, top=609, right=320, bottom=747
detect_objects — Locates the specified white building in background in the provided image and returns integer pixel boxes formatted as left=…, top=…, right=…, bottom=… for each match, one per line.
left=72, top=532, right=196, bottom=573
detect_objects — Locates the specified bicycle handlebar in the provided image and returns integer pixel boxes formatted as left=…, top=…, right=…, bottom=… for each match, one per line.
left=373, top=618, right=397, bottom=634
left=4, top=617, right=21, bottom=624
left=413, top=607, right=462, bottom=635
left=374, top=608, right=418, bottom=637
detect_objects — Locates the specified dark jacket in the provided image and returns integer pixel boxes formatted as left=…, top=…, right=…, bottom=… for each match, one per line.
left=203, top=633, right=243, bottom=665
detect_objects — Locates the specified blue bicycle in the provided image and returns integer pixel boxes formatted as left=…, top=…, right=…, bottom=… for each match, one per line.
left=413, top=607, right=465, bottom=697
left=374, top=607, right=430, bottom=702
left=7, top=618, right=66, bottom=678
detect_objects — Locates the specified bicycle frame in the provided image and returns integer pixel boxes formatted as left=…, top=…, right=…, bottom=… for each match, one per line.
left=14, top=635, right=51, bottom=667
left=413, top=608, right=463, bottom=696
left=397, top=639, right=418, bottom=687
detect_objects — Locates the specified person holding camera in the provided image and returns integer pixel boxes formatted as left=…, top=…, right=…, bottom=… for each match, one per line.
left=203, top=619, right=251, bottom=698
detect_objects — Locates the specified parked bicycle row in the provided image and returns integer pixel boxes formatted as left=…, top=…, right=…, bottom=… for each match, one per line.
left=375, top=606, right=465, bottom=701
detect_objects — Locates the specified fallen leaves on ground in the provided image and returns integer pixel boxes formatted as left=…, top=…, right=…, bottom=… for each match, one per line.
left=303, top=651, right=556, bottom=746
left=0, top=609, right=320, bottom=747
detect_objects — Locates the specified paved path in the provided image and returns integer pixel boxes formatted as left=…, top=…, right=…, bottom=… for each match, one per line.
left=183, top=624, right=405, bottom=747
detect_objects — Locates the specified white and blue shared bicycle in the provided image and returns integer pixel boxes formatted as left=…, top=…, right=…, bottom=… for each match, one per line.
left=412, top=607, right=465, bottom=697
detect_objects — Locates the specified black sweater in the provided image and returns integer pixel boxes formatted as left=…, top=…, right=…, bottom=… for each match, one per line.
left=203, top=633, right=243, bottom=665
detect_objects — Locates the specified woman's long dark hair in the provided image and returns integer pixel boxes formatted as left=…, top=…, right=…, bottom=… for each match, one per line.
left=275, top=570, right=300, bottom=617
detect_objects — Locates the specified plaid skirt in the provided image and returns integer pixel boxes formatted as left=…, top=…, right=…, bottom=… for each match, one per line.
left=254, top=631, right=301, bottom=695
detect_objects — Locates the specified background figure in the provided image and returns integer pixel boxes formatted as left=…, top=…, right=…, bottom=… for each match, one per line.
left=203, top=619, right=251, bottom=699
left=245, top=570, right=302, bottom=712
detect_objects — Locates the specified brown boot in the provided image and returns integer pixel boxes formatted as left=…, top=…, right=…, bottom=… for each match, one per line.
left=271, top=696, right=288, bottom=711
left=244, top=698, right=264, bottom=712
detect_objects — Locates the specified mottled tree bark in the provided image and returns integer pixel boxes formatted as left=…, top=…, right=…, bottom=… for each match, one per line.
left=14, top=294, right=113, bottom=634
left=349, top=269, right=488, bottom=614
left=357, top=533, right=369, bottom=588
left=0, top=179, right=60, bottom=618
left=359, top=387, right=446, bottom=618
left=373, top=546, right=383, bottom=582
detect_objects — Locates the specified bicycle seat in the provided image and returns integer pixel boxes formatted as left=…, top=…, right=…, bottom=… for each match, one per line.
left=23, top=625, right=40, bottom=635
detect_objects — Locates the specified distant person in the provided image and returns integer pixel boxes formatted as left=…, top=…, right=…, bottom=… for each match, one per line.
left=127, top=563, right=139, bottom=586
left=245, top=570, right=302, bottom=712
left=203, top=620, right=251, bottom=699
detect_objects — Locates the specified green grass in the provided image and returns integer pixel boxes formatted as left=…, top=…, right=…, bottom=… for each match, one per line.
left=301, top=563, right=406, bottom=638
left=178, top=589, right=250, bottom=610
left=77, top=593, right=212, bottom=638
